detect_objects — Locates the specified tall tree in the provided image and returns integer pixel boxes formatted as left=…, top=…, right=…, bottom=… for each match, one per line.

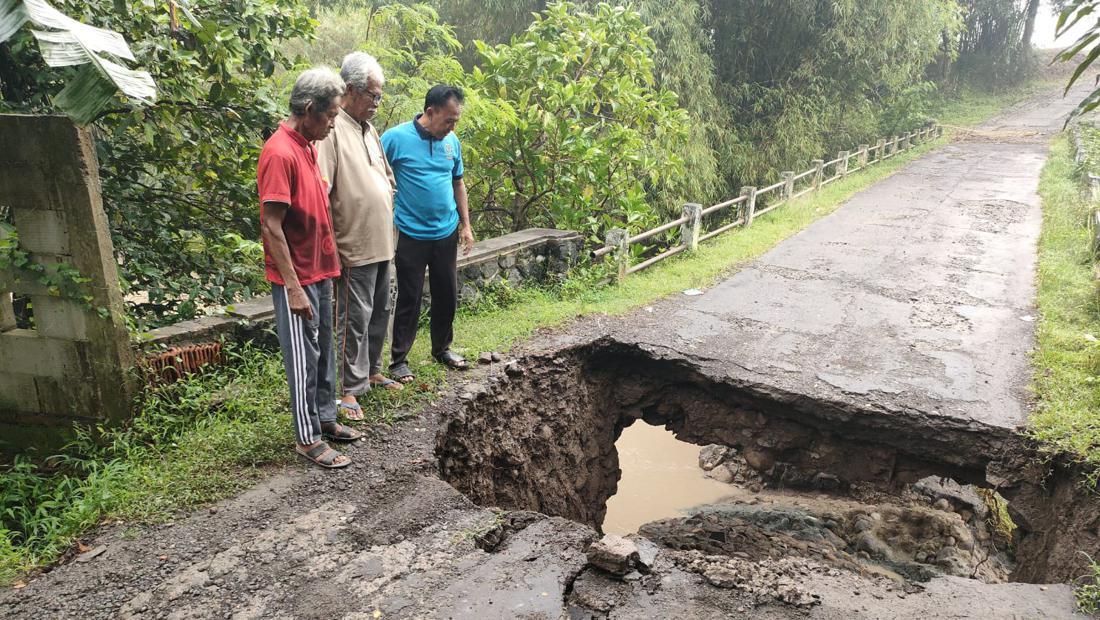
left=462, top=2, right=690, bottom=235
left=702, top=0, right=961, bottom=181
left=1, top=0, right=314, bottom=327
left=628, top=0, right=727, bottom=206
left=954, top=0, right=1036, bottom=85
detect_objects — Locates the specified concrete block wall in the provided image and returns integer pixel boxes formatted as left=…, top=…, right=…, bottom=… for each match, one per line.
left=0, top=114, right=135, bottom=440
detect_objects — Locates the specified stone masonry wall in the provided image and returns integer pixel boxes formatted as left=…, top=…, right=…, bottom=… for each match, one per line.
left=456, top=228, right=581, bottom=303
left=143, top=228, right=584, bottom=349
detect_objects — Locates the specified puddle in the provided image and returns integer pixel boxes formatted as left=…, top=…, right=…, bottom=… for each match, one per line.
left=601, top=422, right=733, bottom=535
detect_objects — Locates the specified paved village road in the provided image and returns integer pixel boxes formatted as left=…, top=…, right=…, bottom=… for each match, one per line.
left=593, top=82, right=1093, bottom=435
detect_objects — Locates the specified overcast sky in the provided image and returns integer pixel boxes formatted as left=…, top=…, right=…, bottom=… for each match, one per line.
left=1034, top=0, right=1092, bottom=49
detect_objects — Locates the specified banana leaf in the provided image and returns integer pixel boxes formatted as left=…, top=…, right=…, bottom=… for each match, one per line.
left=0, top=0, right=156, bottom=124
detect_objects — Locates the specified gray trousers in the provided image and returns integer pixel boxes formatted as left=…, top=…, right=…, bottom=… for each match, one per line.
left=335, top=260, right=392, bottom=395
left=272, top=280, right=337, bottom=445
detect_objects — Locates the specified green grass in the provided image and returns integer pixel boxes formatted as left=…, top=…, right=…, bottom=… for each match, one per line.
left=1028, top=134, right=1100, bottom=477
left=930, top=77, right=1064, bottom=129
left=1076, top=559, right=1100, bottom=614
left=0, top=81, right=1059, bottom=585
left=1077, top=123, right=1100, bottom=177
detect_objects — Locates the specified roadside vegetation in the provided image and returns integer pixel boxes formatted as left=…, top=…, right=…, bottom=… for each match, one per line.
left=1031, top=132, right=1100, bottom=475
left=1031, top=128, right=1100, bottom=610
left=0, top=84, right=1060, bottom=583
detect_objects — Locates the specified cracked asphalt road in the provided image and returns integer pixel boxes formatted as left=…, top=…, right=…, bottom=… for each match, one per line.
left=595, top=82, right=1093, bottom=434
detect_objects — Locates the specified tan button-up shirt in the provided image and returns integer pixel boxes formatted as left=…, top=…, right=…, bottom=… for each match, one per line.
left=316, top=108, right=396, bottom=267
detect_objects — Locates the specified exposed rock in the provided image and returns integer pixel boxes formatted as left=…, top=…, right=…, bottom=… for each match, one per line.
left=587, top=534, right=639, bottom=576
left=674, top=550, right=821, bottom=608
left=705, top=464, right=735, bottom=484
left=76, top=546, right=107, bottom=563
left=702, top=564, right=739, bottom=588
left=853, top=531, right=895, bottom=561
left=698, top=445, right=731, bottom=471
left=912, top=477, right=990, bottom=523
left=504, top=361, right=524, bottom=377
left=812, top=472, right=841, bottom=491
left=628, top=536, right=659, bottom=573
left=477, top=352, right=493, bottom=365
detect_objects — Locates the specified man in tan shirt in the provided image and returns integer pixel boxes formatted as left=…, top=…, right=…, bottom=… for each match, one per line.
left=317, top=52, right=402, bottom=421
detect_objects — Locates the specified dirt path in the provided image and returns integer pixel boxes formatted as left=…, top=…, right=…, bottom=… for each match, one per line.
left=2, top=84, right=1096, bottom=619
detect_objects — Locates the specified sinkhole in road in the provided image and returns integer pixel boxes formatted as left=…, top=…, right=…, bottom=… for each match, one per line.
left=435, top=339, right=1100, bottom=585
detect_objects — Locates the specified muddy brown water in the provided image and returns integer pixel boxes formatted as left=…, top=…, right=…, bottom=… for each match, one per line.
left=602, top=422, right=733, bottom=534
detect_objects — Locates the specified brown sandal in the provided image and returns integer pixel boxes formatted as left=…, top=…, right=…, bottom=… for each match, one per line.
left=322, top=421, right=364, bottom=442
left=296, top=442, right=351, bottom=469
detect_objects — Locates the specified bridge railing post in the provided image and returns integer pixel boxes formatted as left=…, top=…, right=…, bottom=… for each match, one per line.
left=605, top=228, right=629, bottom=283
left=679, top=203, right=702, bottom=252
left=781, top=171, right=794, bottom=201
left=742, top=186, right=758, bottom=227
left=812, top=159, right=825, bottom=190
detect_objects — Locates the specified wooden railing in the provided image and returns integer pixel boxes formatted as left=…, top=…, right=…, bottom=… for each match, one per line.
left=594, top=124, right=943, bottom=281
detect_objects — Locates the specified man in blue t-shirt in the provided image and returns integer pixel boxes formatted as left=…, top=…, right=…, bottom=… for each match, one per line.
left=382, top=84, right=475, bottom=382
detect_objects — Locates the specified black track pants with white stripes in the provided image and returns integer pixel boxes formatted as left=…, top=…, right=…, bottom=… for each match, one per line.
left=272, top=280, right=337, bottom=445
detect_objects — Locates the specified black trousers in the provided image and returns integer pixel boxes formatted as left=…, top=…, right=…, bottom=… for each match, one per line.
left=390, top=228, right=459, bottom=368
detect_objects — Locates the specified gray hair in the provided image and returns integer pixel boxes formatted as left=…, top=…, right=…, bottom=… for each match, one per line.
left=340, top=52, right=386, bottom=91
left=289, top=67, right=345, bottom=116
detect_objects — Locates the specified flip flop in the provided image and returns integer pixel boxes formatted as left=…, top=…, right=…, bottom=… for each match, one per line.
left=322, top=421, right=364, bottom=442
left=391, top=363, right=415, bottom=384
left=336, top=400, right=364, bottom=421
left=296, top=442, right=350, bottom=469
left=371, top=377, right=404, bottom=391
left=435, top=350, right=470, bottom=370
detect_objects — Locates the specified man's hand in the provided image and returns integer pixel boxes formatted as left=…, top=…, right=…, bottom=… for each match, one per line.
left=287, top=285, right=314, bottom=321
left=459, top=224, right=475, bottom=256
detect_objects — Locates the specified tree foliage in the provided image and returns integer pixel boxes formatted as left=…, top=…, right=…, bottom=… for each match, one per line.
left=1, top=0, right=313, bottom=327
left=1, top=0, right=1051, bottom=328
left=462, top=2, right=690, bottom=236
left=954, top=0, right=1041, bottom=85
left=1054, top=0, right=1100, bottom=121
left=287, top=2, right=464, bottom=130
left=703, top=0, right=962, bottom=182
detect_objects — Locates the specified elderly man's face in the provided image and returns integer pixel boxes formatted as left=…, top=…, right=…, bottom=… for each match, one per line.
left=344, top=81, right=382, bottom=123
left=423, top=98, right=461, bottom=139
left=302, top=98, right=341, bottom=142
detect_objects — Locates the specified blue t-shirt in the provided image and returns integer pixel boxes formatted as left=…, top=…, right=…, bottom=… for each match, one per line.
left=381, top=116, right=464, bottom=240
